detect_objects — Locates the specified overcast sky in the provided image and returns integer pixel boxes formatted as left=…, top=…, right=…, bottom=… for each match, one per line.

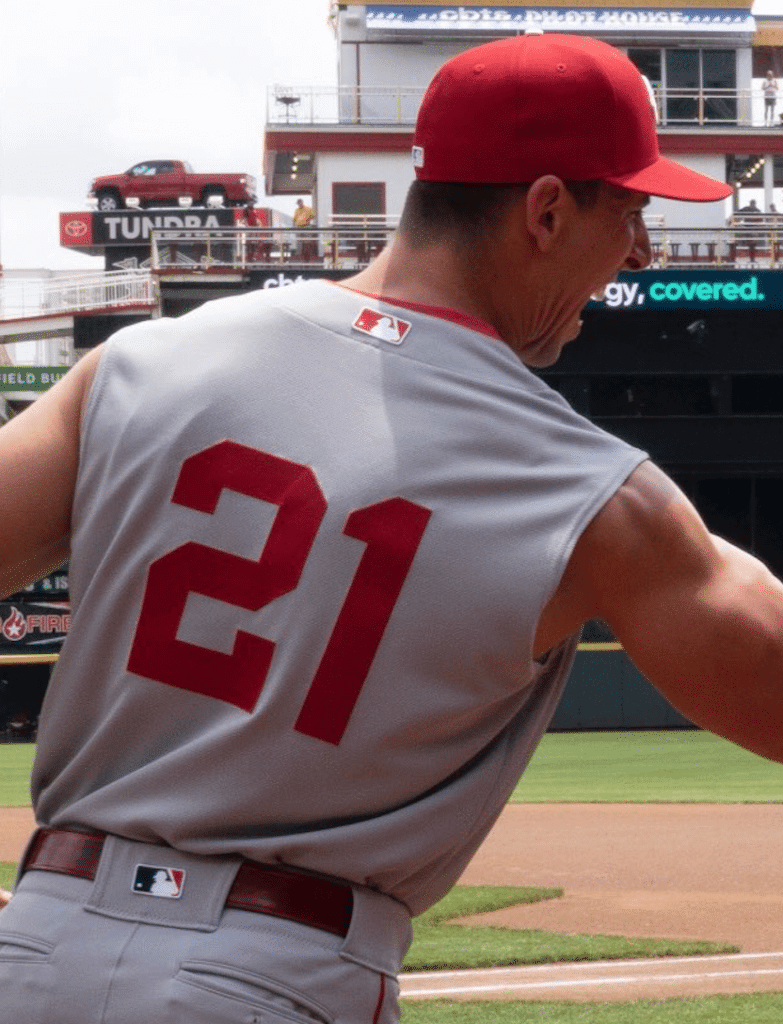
left=0, top=0, right=780, bottom=271
left=0, top=0, right=338, bottom=270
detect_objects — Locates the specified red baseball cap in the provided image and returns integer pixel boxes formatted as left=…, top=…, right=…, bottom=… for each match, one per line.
left=413, top=35, right=732, bottom=202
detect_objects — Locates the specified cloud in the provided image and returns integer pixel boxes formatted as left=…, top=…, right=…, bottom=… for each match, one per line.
left=0, top=0, right=336, bottom=269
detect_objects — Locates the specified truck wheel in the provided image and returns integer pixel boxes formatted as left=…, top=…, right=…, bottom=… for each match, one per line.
left=96, top=189, right=123, bottom=211
left=200, top=187, right=227, bottom=208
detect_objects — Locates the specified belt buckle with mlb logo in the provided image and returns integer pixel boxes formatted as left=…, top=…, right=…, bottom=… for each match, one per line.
left=132, top=864, right=186, bottom=899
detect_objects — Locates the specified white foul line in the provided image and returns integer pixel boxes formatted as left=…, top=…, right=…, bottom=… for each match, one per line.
left=406, top=951, right=783, bottom=981
left=402, top=953, right=783, bottom=998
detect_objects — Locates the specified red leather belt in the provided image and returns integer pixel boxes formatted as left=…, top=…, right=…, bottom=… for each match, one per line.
left=22, top=828, right=353, bottom=938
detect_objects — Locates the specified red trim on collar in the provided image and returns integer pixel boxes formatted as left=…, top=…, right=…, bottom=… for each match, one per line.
left=336, top=284, right=502, bottom=341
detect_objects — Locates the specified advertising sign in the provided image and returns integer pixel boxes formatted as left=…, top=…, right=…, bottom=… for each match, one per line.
left=0, top=602, right=69, bottom=656
left=587, top=270, right=783, bottom=311
left=0, top=367, right=68, bottom=391
left=92, top=208, right=237, bottom=246
left=59, top=212, right=94, bottom=249
left=60, top=207, right=265, bottom=253
left=366, top=5, right=755, bottom=34
left=13, top=568, right=69, bottom=601
left=247, top=268, right=355, bottom=289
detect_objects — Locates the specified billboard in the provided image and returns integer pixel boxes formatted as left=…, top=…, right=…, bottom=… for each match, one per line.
left=366, top=4, right=755, bottom=34
left=12, top=567, right=69, bottom=602
left=60, top=207, right=273, bottom=257
left=0, top=602, right=69, bottom=657
left=0, top=367, right=68, bottom=391
left=588, top=270, right=783, bottom=311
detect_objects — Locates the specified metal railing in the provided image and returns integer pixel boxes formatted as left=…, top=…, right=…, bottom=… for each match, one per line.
left=649, top=218, right=783, bottom=268
left=0, top=270, right=159, bottom=322
left=270, top=85, right=424, bottom=125
left=267, top=83, right=783, bottom=130
left=149, top=222, right=783, bottom=272
left=150, top=220, right=399, bottom=272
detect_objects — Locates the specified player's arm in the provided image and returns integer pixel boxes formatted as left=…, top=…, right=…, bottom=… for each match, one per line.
left=538, top=460, right=783, bottom=763
left=0, top=346, right=104, bottom=599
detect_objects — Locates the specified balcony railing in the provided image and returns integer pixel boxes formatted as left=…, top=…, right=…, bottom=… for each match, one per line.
left=648, top=216, right=783, bottom=268
left=150, top=219, right=399, bottom=272
left=267, top=84, right=783, bottom=130
left=149, top=220, right=783, bottom=273
left=0, top=270, right=159, bottom=322
left=270, top=85, right=424, bottom=125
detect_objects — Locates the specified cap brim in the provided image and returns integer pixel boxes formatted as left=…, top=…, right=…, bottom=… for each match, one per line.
left=605, top=155, right=732, bottom=202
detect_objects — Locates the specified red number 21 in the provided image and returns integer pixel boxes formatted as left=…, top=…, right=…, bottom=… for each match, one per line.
left=127, top=440, right=431, bottom=745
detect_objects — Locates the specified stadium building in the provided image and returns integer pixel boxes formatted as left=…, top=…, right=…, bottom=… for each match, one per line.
left=1, top=0, right=781, bottom=734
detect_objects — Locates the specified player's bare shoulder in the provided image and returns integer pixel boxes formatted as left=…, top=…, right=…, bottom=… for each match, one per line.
left=535, top=461, right=715, bottom=659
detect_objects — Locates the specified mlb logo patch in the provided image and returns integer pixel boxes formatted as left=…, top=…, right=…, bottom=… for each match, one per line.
left=352, top=307, right=411, bottom=345
left=132, top=864, right=186, bottom=899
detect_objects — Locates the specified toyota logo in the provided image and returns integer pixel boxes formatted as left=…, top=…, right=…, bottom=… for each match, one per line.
left=64, top=219, right=89, bottom=238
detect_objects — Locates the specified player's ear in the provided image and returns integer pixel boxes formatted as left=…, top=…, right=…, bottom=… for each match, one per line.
left=524, top=176, right=573, bottom=253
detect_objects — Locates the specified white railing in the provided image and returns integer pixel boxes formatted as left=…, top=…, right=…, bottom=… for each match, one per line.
left=150, top=220, right=400, bottom=271
left=648, top=218, right=783, bottom=268
left=149, top=221, right=783, bottom=272
left=267, top=84, right=783, bottom=130
left=0, top=270, right=159, bottom=321
left=269, top=85, right=425, bottom=125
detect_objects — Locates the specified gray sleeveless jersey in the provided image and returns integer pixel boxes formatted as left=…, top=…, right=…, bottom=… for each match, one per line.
left=32, top=280, right=646, bottom=915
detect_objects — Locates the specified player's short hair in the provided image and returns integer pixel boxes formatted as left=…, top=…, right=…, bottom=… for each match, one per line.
left=398, top=179, right=603, bottom=249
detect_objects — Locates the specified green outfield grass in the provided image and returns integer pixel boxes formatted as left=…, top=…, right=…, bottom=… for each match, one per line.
left=6, top=731, right=783, bottom=809
left=401, top=994, right=783, bottom=1024
left=0, top=743, right=34, bottom=806
left=512, top=729, right=783, bottom=802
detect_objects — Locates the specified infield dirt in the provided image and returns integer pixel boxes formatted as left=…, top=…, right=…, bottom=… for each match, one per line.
left=5, top=802, right=783, bottom=1001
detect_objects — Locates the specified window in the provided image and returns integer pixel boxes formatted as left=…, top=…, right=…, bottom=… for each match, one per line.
left=667, top=49, right=701, bottom=122
left=702, top=50, right=737, bottom=123
left=627, top=49, right=661, bottom=87
left=628, top=48, right=736, bottom=125
left=332, top=182, right=385, bottom=218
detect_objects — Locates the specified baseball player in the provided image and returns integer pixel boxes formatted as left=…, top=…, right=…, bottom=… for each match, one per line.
left=1, top=34, right=781, bottom=1024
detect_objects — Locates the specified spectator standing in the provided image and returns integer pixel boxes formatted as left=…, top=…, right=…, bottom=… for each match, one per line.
left=293, top=197, right=316, bottom=260
left=763, top=70, right=779, bottom=126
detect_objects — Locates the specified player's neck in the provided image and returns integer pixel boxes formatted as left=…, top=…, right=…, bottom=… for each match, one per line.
left=342, top=239, right=493, bottom=328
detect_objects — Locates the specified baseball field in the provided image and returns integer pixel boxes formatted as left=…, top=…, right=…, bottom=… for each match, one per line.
left=3, top=730, right=783, bottom=1021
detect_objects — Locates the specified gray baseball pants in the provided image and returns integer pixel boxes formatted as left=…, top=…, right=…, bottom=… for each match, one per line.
left=0, top=834, right=412, bottom=1024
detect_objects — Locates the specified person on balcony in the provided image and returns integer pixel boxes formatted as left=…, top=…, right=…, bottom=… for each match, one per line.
left=763, top=70, right=778, bottom=126
left=293, top=197, right=316, bottom=261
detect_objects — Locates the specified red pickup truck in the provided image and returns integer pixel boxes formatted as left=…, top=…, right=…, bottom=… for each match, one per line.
left=89, top=160, right=257, bottom=210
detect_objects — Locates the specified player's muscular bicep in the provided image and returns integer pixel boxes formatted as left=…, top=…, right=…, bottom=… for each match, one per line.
left=534, top=462, right=704, bottom=657
left=584, top=461, right=716, bottom=606
left=0, top=347, right=103, bottom=597
left=556, top=461, right=783, bottom=761
left=536, top=462, right=717, bottom=660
